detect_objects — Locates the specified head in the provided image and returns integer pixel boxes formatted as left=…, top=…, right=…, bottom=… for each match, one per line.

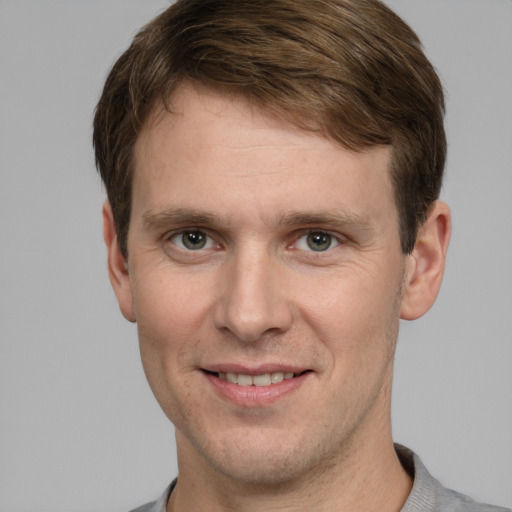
left=93, top=0, right=446, bottom=259
left=94, top=0, right=451, bottom=493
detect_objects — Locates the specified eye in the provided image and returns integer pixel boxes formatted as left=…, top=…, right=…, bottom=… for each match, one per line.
left=171, top=230, right=215, bottom=251
left=295, top=232, right=339, bottom=252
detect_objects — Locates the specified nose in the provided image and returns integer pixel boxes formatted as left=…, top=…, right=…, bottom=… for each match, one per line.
left=213, top=246, right=293, bottom=343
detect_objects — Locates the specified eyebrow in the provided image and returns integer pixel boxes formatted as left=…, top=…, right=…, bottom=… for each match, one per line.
left=142, top=207, right=223, bottom=230
left=141, top=206, right=374, bottom=233
left=274, top=210, right=373, bottom=231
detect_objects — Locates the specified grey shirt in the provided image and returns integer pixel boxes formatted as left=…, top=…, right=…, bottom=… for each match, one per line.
left=130, top=445, right=510, bottom=512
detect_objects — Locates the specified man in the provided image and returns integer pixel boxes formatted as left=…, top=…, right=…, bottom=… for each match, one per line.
left=93, top=1, right=509, bottom=511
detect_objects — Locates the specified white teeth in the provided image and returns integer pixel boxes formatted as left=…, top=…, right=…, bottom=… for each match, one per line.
left=237, top=374, right=253, bottom=386
left=271, top=372, right=284, bottom=384
left=253, top=374, right=272, bottom=386
left=217, top=371, right=298, bottom=386
left=226, top=372, right=238, bottom=384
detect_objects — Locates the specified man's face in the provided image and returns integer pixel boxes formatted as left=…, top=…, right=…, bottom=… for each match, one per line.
left=119, top=83, right=409, bottom=484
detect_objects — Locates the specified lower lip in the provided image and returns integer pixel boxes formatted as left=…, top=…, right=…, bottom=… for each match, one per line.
left=203, top=371, right=311, bottom=407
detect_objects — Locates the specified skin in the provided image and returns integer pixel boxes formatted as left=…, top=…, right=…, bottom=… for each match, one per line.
left=104, top=83, right=451, bottom=511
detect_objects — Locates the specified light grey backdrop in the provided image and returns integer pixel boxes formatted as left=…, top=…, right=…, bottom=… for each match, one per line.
left=1, top=1, right=510, bottom=511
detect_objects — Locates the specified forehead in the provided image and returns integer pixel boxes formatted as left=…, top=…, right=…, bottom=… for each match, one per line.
left=132, top=83, right=396, bottom=230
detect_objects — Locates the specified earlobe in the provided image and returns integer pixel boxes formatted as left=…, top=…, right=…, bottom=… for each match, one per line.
left=102, top=201, right=136, bottom=322
left=400, top=201, right=451, bottom=321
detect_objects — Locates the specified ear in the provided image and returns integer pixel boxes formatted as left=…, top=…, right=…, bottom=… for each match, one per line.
left=400, top=201, right=451, bottom=320
left=102, top=201, right=136, bottom=322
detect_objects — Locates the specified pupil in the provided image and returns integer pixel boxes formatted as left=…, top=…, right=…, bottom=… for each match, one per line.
left=183, top=231, right=206, bottom=250
left=307, top=233, right=331, bottom=251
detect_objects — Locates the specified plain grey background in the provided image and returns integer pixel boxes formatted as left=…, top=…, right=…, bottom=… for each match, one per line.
left=1, top=1, right=511, bottom=511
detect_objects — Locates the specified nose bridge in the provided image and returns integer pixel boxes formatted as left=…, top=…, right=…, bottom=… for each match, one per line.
left=214, top=242, right=292, bottom=343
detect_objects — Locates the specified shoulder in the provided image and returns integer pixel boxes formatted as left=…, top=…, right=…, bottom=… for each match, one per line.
left=128, top=503, right=158, bottom=512
left=436, top=487, right=510, bottom=512
left=397, top=445, right=510, bottom=512
left=127, top=480, right=176, bottom=512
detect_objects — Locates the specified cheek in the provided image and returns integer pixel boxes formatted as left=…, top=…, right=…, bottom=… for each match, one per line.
left=131, top=268, right=214, bottom=380
left=133, top=264, right=213, bottom=335
left=297, top=265, right=402, bottom=364
left=133, top=273, right=209, bottom=421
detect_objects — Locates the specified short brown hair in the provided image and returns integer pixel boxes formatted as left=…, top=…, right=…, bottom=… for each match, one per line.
left=93, top=0, right=446, bottom=256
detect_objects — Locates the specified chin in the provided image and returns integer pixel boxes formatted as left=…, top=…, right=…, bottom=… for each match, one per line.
left=205, top=448, right=314, bottom=486
left=183, top=426, right=338, bottom=487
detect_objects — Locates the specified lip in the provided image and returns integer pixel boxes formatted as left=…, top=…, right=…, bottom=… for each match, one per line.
left=202, top=367, right=312, bottom=407
left=204, top=363, right=307, bottom=375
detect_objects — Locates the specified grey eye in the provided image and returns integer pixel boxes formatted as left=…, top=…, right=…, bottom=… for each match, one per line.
left=296, top=232, right=339, bottom=252
left=172, top=230, right=213, bottom=250
left=307, top=233, right=332, bottom=251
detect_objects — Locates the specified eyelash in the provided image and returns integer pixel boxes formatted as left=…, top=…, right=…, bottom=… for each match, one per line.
left=168, top=229, right=218, bottom=251
left=163, top=228, right=345, bottom=255
left=294, top=231, right=341, bottom=253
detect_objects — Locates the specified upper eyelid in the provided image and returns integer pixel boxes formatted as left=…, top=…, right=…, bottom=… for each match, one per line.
left=165, top=228, right=221, bottom=251
left=164, top=227, right=215, bottom=240
left=294, top=228, right=347, bottom=242
left=162, top=227, right=347, bottom=248
left=293, top=230, right=342, bottom=249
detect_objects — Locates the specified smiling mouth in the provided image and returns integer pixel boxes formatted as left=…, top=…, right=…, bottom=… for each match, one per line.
left=204, top=370, right=310, bottom=387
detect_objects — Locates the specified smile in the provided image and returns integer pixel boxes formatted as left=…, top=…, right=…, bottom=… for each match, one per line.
left=218, top=371, right=297, bottom=386
left=203, top=369, right=312, bottom=406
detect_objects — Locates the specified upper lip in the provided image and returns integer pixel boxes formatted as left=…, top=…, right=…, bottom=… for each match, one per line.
left=202, top=364, right=310, bottom=375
